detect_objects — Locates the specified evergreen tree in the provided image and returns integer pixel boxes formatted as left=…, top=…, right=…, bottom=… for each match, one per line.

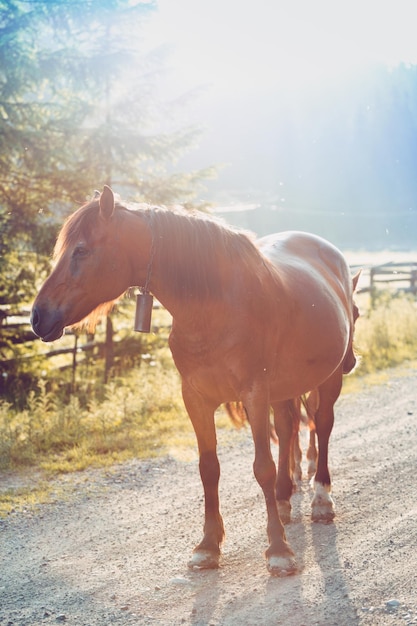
left=0, top=0, right=214, bottom=306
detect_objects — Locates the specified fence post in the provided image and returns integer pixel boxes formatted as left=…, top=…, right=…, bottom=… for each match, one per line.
left=71, top=333, right=78, bottom=392
left=411, top=269, right=417, bottom=295
left=370, top=266, right=377, bottom=308
left=104, top=315, right=114, bottom=384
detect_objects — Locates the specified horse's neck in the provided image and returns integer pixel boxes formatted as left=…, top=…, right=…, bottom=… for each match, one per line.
left=155, top=257, right=277, bottom=334
left=123, top=209, right=281, bottom=327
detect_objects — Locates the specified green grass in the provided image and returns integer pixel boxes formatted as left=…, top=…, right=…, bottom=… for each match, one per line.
left=0, top=355, right=192, bottom=472
left=341, top=291, right=417, bottom=392
left=0, top=483, right=53, bottom=518
left=351, top=291, right=417, bottom=371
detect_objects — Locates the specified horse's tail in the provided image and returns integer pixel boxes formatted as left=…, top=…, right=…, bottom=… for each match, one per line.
left=224, top=401, right=278, bottom=443
left=343, top=273, right=361, bottom=374
left=224, top=401, right=247, bottom=428
left=299, top=391, right=319, bottom=430
left=343, top=346, right=359, bottom=374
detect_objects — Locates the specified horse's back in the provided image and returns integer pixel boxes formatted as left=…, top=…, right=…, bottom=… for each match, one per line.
left=257, top=231, right=354, bottom=309
left=257, top=231, right=350, bottom=288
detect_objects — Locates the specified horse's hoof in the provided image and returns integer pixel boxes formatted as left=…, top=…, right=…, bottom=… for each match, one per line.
left=311, top=507, right=335, bottom=523
left=311, top=498, right=335, bottom=522
left=267, top=555, right=298, bottom=577
left=277, top=500, right=292, bottom=525
left=188, top=550, right=220, bottom=570
left=311, top=483, right=335, bottom=522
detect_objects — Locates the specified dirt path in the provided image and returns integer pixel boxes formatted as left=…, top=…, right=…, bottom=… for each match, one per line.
left=1, top=367, right=417, bottom=626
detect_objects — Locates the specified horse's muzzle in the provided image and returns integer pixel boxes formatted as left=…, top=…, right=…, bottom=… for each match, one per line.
left=31, top=305, right=64, bottom=342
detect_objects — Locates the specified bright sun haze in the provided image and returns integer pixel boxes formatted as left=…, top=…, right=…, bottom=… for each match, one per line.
left=141, top=0, right=417, bottom=250
left=146, top=0, right=417, bottom=96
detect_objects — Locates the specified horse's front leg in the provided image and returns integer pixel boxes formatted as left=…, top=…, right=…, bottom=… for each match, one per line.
left=244, top=389, right=297, bottom=576
left=182, top=382, right=224, bottom=570
left=311, top=369, right=342, bottom=522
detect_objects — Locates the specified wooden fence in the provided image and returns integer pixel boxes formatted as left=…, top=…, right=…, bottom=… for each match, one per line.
left=351, top=261, right=417, bottom=305
left=0, top=309, right=128, bottom=389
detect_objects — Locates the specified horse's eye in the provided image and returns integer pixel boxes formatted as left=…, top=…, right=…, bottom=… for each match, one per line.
left=73, top=245, right=89, bottom=259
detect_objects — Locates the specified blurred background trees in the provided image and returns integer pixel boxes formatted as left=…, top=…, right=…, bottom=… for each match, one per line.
left=0, top=0, right=213, bottom=308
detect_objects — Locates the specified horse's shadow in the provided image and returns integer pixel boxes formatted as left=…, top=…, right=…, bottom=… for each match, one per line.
left=277, top=482, right=360, bottom=625
left=186, top=482, right=361, bottom=626
left=188, top=569, right=222, bottom=625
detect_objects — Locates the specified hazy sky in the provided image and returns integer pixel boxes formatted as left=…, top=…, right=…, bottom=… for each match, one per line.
left=141, top=1, right=417, bottom=210
left=145, top=0, right=417, bottom=97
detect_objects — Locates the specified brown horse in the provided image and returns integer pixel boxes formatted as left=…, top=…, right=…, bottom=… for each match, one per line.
left=31, top=186, right=359, bottom=576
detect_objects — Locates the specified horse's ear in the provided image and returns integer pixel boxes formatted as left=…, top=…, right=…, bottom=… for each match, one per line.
left=93, top=190, right=101, bottom=199
left=99, top=185, right=115, bottom=221
left=352, top=269, right=361, bottom=292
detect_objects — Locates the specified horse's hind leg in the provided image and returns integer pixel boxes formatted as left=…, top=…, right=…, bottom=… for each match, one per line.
left=274, top=400, right=299, bottom=524
left=182, top=383, right=224, bottom=570
left=311, top=368, right=342, bottom=522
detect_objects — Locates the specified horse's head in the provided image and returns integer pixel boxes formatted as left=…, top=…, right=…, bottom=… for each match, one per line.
left=31, top=186, right=134, bottom=341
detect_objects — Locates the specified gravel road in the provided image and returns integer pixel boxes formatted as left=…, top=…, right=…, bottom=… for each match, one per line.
left=1, top=366, right=417, bottom=626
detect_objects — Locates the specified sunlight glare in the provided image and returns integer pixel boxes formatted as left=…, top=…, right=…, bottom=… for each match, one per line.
left=145, top=0, right=417, bottom=98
